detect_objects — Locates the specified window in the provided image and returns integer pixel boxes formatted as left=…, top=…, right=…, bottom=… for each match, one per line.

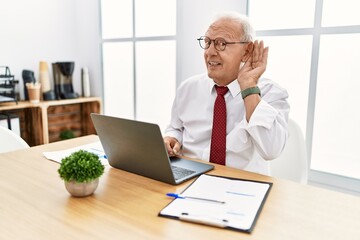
left=249, top=0, right=360, bottom=193
left=250, top=0, right=315, bottom=30
left=100, top=0, right=176, bottom=132
left=312, top=33, right=360, bottom=179
left=322, top=0, right=360, bottom=27
left=257, top=35, right=312, bottom=134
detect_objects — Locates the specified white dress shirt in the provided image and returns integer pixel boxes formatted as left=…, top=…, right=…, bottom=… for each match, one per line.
left=164, top=73, right=290, bottom=175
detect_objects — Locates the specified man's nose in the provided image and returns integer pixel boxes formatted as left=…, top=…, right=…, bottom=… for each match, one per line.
left=206, top=41, right=218, bottom=55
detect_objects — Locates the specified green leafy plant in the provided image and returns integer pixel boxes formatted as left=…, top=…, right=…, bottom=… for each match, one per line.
left=58, top=150, right=105, bottom=183
left=59, top=130, right=75, bottom=140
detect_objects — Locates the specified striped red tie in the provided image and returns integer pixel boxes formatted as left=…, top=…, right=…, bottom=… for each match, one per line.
left=210, top=86, right=228, bottom=165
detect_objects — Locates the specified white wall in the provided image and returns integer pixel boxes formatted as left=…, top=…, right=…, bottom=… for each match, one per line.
left=0, top=0, right=246, bottom=100
left=0, top=0, right=102, bottom=99
left=74, top=0, right=102, bottom=98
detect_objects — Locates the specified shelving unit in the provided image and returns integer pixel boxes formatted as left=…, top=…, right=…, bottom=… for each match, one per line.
left=0, top=66, right=18, bottom=104
left=0, top=97, right=102, bottom=146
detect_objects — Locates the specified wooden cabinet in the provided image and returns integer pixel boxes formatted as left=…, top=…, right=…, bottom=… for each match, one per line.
left=0, top=97, right=102, bottom=146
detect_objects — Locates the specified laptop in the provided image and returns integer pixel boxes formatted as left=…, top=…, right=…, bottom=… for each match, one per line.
left=91, top=113, right=214, bottom=185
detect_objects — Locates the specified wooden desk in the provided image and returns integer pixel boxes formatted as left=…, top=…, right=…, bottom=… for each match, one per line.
left=0, top=135, right=359, bottom=240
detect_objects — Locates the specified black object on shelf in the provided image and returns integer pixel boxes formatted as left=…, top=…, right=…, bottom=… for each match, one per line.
left=52, top=62, right=79, bottom=99
left=0, top=66, right=18, bottom=104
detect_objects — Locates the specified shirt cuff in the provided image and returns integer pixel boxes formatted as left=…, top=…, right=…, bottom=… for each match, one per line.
left=246, top=100, right=279, bottom=129
left=164, top=129, right=183, bottom=143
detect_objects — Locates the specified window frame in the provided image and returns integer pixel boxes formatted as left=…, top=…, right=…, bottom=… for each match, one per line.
left=247, top=0, right=360, bottom=195
left=99, top=0, right=176, bottom=120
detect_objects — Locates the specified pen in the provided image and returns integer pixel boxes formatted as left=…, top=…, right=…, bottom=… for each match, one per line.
left=226, top=191, right=255, bottom=197
left=90, top=148, right=107, bottom=159
left=166, top=193, right=226, bottom=204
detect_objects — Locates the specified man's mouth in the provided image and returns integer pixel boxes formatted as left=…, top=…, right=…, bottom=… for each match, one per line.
left=208, top=61, right=221, bottom=66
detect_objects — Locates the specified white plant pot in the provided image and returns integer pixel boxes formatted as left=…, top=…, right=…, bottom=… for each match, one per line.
left=64, top=179, right=99, bottom=197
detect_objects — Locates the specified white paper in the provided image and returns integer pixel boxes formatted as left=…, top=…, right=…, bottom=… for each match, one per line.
left=160, top=174, right=270, bottom=231
left=43, top=141, right=108, bottom=166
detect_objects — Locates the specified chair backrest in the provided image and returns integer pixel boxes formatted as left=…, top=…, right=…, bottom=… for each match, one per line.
left=270, top=119, right=308, bottom=184
left=0, top=126, right=30, bottom=153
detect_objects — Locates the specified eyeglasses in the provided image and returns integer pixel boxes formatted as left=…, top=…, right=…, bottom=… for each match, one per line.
left=197, top=36, right=248, bottom=51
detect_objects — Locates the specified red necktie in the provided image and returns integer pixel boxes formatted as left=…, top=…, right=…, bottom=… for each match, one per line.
left=210, top=86, right=228, bottom=165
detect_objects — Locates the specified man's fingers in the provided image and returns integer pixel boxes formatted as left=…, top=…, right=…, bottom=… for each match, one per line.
left=252, top=41, right=269, bottom=70
left=164, top=137, right=181, bottom=156
left=172, top=142, right=181, bottom=155
left=164, top=141, right=174, bottom=155
left=252, top=40, right=259, bottom=64
left=258, top=40, right=264, bottom=62
left=238, top=40, right=268, bottom=82
left=262, top=46, right=269, bottom=67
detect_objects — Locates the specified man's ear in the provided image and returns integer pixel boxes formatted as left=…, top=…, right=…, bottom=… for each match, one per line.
left=241, top=42, right=254, bottom=62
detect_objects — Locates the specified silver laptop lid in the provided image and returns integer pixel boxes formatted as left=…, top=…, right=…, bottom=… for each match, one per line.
left=91, top=113, right=213, bottom=185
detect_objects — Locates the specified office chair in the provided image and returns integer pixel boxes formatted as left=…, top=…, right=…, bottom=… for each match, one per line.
left=270, top=118, right=308, bottom=184
left=0, top=126, right=30, bottom=153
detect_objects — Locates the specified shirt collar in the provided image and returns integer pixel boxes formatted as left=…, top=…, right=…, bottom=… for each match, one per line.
left=209, top=79, right=241, bottom=97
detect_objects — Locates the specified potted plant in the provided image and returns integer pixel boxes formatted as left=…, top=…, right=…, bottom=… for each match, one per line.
left=58, top=150, right=105, bottom=197
left=59, top=129, right=75, bottom=140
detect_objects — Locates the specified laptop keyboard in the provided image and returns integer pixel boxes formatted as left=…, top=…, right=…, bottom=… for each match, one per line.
left=171, top=166, right=196, bottom=180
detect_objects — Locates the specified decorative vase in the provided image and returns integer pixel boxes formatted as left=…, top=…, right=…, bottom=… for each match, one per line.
left=64, top=179, right=99, bottom=197
left=81, top=67, right=91, bottom=97
left=39, top=61, right=51, bottom=93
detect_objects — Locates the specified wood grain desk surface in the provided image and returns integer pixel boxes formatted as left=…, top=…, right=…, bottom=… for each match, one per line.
left=0, top=135, right=359, bottom=240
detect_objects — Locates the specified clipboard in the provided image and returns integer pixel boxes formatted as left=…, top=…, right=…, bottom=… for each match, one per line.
left=158, top=174, right=272, bottom=233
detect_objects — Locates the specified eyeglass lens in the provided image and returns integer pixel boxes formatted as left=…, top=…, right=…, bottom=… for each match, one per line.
left=199, top=37, right=226, bottom=51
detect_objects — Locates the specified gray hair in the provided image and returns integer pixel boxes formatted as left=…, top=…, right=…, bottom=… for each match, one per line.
left=212, top=11, right=255, bottom=42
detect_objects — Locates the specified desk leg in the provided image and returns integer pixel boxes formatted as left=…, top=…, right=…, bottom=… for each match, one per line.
left=25, top=107, right=44, bottom=146
left=80, top=101, right=100, bottom=135
left=41, top=105, right=49, bottom=144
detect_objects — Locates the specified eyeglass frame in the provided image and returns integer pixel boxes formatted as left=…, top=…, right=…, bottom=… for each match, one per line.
left=197, top=36, right=249, bottom=51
